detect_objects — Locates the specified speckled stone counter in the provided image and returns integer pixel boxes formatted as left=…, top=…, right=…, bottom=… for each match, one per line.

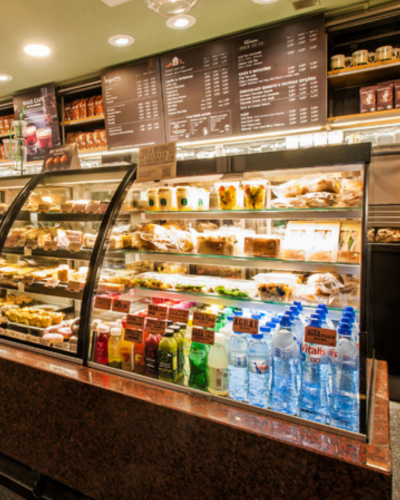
left=0, top=345, right=391, bottom=500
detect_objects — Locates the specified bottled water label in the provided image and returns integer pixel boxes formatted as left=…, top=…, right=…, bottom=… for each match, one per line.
left=302, top=343, right=328, bottom=364
left=274, top=347, right=294, bottom=360
left=248, top=358, right=269, bottom=374
left=229, top=353, right=247, bottom=368
left=209, top=367, right=229, bottom=391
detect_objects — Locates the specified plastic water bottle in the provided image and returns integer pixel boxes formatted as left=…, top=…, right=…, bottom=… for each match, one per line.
left=228, top=330, right=249, bottom=401
left=248, top=333, right=270, bottom=408
left=260, top=325, right=272, bottom=349
left=290, top=305, right=305, bottom=343
left=317, top=304, right=334, bottom=329
left=299, top=316, right=329, bottom=423
left=342, top=311, right=358, bottom=342
left=329, top=325, right=359, bottom=432
left=220, top=314, right=234, bottom=352
left=270, top=315, right=299, bottom=416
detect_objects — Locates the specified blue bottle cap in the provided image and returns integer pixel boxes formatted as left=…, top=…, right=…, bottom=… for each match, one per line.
left=337, top=326, right=351, bottom=337
left=339, top=320, right=351, bottom=329
left=309, top=317, right=321, bottom=328
left=232, top=330, right=245, bottom=335
left=310, top=314, right=321, bottom=322
left=343, top=306, right=354, bottom=313
left=227, top=314, right=234, bottom=321
left=271, top=317, right=280, bottom=325
left=280, top=317, right=291, bottom=328
left=343, top=312, right=355, bottom=322
left=260, top=326, right=271, bottom=334
left=259, top=312, right=266, bottom=318
left=233, top=311, right=243, bottom=317
left=251, top=333, right=264, bottom=339
left=251, top=313, right=262, bottom=320
left=317, top=304, right=328, bottom=312
left=290, top=305, right=299, bottom=317
left=294, top=301, right=303, bottom=311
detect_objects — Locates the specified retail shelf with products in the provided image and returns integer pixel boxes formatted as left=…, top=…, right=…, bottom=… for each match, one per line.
left=63, top=116, right=104, bottom=127
left=328, top=59, right=400, bottom=89
left=85, top=143, right=371, bottom=440
left=327, top=109, right=400, bottom=129
left=0, top=164, right=137, bottom=361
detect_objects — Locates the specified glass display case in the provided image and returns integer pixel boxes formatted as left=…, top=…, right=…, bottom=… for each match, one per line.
left=86, top=144, right=371, bottom=439
left=0, top=165, right=136, bottom=361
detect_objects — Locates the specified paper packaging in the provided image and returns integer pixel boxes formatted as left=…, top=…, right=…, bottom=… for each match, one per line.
left=360, top=86, right=377, bottom=113
left=394, top=80, right=400, bottom=109
left=338, top=222, right=361, bottom=264
left=376, top=82, right=393, bottom=111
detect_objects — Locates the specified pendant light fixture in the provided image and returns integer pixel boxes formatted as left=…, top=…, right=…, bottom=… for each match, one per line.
left=143, top=0, right=198, bottom=17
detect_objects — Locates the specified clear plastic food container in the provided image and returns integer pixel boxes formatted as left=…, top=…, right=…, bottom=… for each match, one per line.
left=214, top=279, right=256, bottom=300
left=147, top=188, right=159, bottom=211
left=243, top=182, right=267, bottom=210
left=215, top=182, right=243, bottom=210
left=176, top=186, right=196, bottom=211
left=197, top=188, right=210, bottom=211
left=157, top=187, right=176, bottom=211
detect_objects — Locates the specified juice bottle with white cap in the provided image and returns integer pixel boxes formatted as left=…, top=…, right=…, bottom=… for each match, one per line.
left=207, top=333, right=229, bottom=396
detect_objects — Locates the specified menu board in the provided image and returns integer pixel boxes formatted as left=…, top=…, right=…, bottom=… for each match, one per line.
left=13, top=84, right=61, bottom=162
left=102, top=59, right=165, bottom=150
left=232, top=15, right=326, bottom=134
left=161, top=40, right=235, bottom=142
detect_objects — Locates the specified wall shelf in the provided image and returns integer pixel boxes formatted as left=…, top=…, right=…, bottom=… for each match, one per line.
left=328, top=59, right=400, bottom=89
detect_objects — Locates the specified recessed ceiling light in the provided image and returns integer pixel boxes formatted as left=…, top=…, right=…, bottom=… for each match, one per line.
left=0, top=74, right=12, bottom=82
left=166, top=14, right=196, bottom=29
left=252, top=0, right=279, bottom=3
left=24, top=44, right=51, bottom=57
left=108, top=34, right=135, bottom=47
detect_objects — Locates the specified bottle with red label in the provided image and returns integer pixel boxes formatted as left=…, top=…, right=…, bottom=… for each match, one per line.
left=145, top=331, right=162, bottom=378
left=95, top=325, right=110, bottom=365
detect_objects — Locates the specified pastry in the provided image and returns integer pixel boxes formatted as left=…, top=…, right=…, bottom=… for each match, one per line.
left=307, top=178, right=341, bottom=194
left=303, top=192, right=337, bottom=207
left=244, top=236, right=280, bottom=258
left=105, top=283, right=125, bottom=293
left=55, top=265, right=70, bottom=282
left=84, top=233, right=97, bottom=248
left=66, top=230, right=84, bottom=245
left=197, top=235, right=235, bottom=256
left=42, top=333, right=64, bottom=344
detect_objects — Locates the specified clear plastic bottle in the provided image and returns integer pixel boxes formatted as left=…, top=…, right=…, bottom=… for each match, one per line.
left=182, top=319, right=193, bottom=386
left=108, top=327, right=122, bottom=369
left=248, top=333, right=270, bottom=408
left=299, top=316, right=329, bottom=423
left=189, top=342, right=208, bottom=391
left=329, top=326, right=359, bottom=432
left=219, top=314, right=234, bottom=353
left=95, top=325, right=110, bottom=365
left=316, top=304, right=334, bottom=329
left=270, top=315, right=299, bottom=416
left=208, top=333, right=229, bottom=396
left=228, top=330, right=249, bottom=401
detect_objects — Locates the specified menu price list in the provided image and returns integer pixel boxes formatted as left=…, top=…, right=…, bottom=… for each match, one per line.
left=102, top=59, right=165, bottom=150
left=161, top=40, right=236, bottom=142
left=233, top=14, right=326, bottom=134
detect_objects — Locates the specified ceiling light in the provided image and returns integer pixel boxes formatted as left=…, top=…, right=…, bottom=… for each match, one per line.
left=24, top=44, right=51, bottom=57
left=166, top=14, right=196, bottom=29
left=144, top=0, right=198, bottom=17
left=0, top=74, right=12, bottom=82
left=108, top=34, right=135, bottom=47
left=252, top=0, right=279, bottom=3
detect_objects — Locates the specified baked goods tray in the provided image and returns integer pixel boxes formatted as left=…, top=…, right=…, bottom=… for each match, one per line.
left=15, top=212, right=104, bottom=222
left=136, top=251, right=360, bottom=274
left=142, top=207, right=362, bottom=221
left=134, top=287, right=355, bottom=321
left=2, top=247, right=92, bottom=261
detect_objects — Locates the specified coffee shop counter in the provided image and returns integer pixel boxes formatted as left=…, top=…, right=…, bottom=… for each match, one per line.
left=0, top=344, right=391, bottom=500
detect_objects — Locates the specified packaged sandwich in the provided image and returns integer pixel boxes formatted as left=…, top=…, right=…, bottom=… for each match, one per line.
left=136, top=224, right=195, bottom=253
left=303, top=192, right=337, bottom=208
left=368, top=228, right=376, bottom=242
left=375, top=228, right=400, bottom=243
left=339, top=178, right=363, bottom=207
left=281, top=222, right=314, bottom=261
left=338, top=222, right=362, bottom=263
left=308, top=222, right=340, bottom=263
left=272, top=179, right=308, bottom=198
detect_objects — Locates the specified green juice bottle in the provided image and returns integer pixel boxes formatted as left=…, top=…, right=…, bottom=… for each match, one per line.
left=158, top=330, right=178, bottom=383
left=189, top=342, right=209, bottom=391
left=171, top=327, right=184, bottom=380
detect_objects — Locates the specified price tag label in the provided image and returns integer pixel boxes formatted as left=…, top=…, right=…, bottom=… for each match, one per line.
left=27, top=335, right=39, bottom=344
left=304, top=326, right=337, bottom=348
left=14, top=332, right=26, bottom=340
left=100, top=203, right=109, bottom=214
left=67, top=242, right=81, bottom=253
left=94, top=296, right=112, bottom=310
left=124, top=328, right=143, bottom=343
left=85, top=203, right=100, bottom=214
left=112, top=299, right=131, bottom=314
left=54, top=341, right=67, bottom=350
left=61, top=204, right=73, bottom=213
left=233, top=317, right=259, bottom=335
left=45, top=279, right=60, bottom=288
left=72, top=203, right=87, bottom=213
left=44, top=241, right=57, bottom=251
left=38, top=338, right=51, bottom=346
left=37, top=204, right=50, bottom=213
left=146, top=318, right=166, bottom=335
left=5, top=330, right=16, bottom=338
left=25, top=240, right=38, bottom=250
left=193, top=311, right=216, bottom=329
left=126, top=314, right=145, bottom=330
left=5, top=235, right=17, bottom=247
left=67, top=280, right=81, bottom=293
left=192, top=327, right=215, bottom=345
left=148, top=304, right=168, bottom=320
left=22, top=275, right=35, bottom=285
left=168, top=308, right=189, bottom=324
left=69, top=343, right=78, bottom=353
left=97, top=283, right=107, bottom=293
left=0, top=275, right=9, bottom=283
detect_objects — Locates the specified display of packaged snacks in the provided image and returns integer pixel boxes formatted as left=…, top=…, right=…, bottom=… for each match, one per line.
left=88, top=96, right=97, bottom=117
left=375, top=228, right=400, bottom=243
left=303, top=192, right=337, bottom=207
left=306, top=176, right=341, bottom=194
left=377, top=82, right=393, bottom=111
left=79, top=98, right=88, bottom=119
left=215, top=279, right=256, bottom=299
left=273, top=179, right=308, bottom=198
left=216, top=182, right=243, bottom=210
left=308, top=222, right=340, bottom=263
left=243, top=182, right=267, bottom=209
left=135, top=224, right=195, bottom=253
left=338, top=222, right=362, bottom=263
left=281, top=222, right=313, bottom=261
left=307, top=273, right=345, bottom=295
left=95, top=96, right=104, bottom=116
left=368, top=228, right=376, bottom=242
left=360, top=86, right=377, bottom=113
left=253, top=273, right=299, bottom=302
left=134, top=273, right=172, bottom=290
left=196, top=233, right=235, bottom=256
left=244, top=235, right=280, bottom=258
left=197, top=188, right=210, bottom=211
left=339, top=179, right=363, bottom=207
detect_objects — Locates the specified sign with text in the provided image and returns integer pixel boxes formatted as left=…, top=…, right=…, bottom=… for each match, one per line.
left=25, top=240, right=38, bottom=250
left=44, top=240, right=57, bottom=251
left=136, top=142, right=176, bottom=183
left=42, top=144, right=80, bottom=173
left=13, top=84, right=61, bottom=162
left=148, top=304, right=168, bottom=320
left=193, top=311, right=216, bottom=329
left=67, top=242, right=82, bottom=253
left=45, top=279, right=59, bottom=288
left=233, top=317, right=259, bottom=335
left=192, top=327, right=215, bottom=345
left=102, top=59, right=165, bottom=151
left=126, top=314, right=145, bottom=330
left=146, top=318, right=166, bottom=336
left=304, top=326, right=337, bottom=347
left=94, top=296, right=112, bottom=311
left=67, top=281, right=82, bottom=293
left=124, top=328, right=144, bottom=344
left=112, top=299, right=131, bottom=314
left=168, top=308, right=189, bottom=324
left=22, top=275, right=35, bottom=285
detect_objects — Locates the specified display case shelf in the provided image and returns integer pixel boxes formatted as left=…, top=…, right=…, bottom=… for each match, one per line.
left=2, top=247, right=93, bottom=261
left=15, top=212, right=104, bottom=222
left=133, top=287, right=351, bottom=320
left=327, top=109, right=400, bottom=129
left=142, top=207, right=362, bottom=221
left=62, top=116, right=104, bottom=126
left=133, top=250, right=360, bottom=274
left=0, top=280, right=83, bottom=300
left=328, top=59, right=400, bottom=89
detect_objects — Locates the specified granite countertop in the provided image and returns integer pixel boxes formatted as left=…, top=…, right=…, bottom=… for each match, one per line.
left=0, top=344, right=391, bottom=477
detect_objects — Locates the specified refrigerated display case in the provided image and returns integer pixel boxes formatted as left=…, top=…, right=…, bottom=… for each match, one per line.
left=85, top=144, right=371, bottom=439
left=0, top=164, right=136, bottom=361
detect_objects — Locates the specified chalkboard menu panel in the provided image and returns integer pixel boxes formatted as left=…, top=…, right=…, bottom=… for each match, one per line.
left=161, top=40, right=236, bottom=142
left=232, top=14, right=326, bottom=134
left=102, top=59, right=165, bottom=150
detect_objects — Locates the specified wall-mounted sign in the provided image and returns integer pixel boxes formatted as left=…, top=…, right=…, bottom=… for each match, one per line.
left=102, top=59, right=165, bottom=150
left=136, top=142, right=176, bottom=182
left=42, top=144, right=80, bottom=173
left=13, top=84, right=60, bottom=162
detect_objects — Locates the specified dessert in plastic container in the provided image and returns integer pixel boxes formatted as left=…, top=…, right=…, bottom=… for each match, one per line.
left=135, top=224, right=195, bottom=253
left=134, top=273, right=173, bottom=291
left=147, top=188, right=159, bottom=211
left=253, top=272, right=299, bottom=302
left=215, top=279, right=256, bottom=299
left=244, top=235, right=280, bottom=258
left=197, top=188, right=210, bottom=211
left=176, top=186, right=196, bottom=211
left=157, top=187, right=176, bottom=211
left=196, top=231, right=236, bottom=256
left=243, top=182, right=267, bottom=209
left=215, top=182, right=243, bottom=210
left=173, top=275, right=215, bottom=294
